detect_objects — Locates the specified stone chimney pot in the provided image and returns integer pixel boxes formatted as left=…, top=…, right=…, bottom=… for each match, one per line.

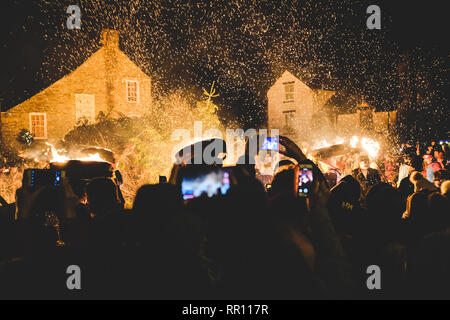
left=100, top=29, right=119, bottom=47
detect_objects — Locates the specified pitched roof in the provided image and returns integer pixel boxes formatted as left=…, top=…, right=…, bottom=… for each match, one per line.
left=324, top=92, right=362, bottom=114
left=3, top=30, right=149, bottom=112
left=272, top=69, right=346, bottom=91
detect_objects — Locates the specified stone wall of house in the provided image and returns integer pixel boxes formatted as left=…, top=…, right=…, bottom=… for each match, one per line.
left=268, top=71, right=313, bottom=137
left=336, top=113, right=360, bottom=136
left=102, top=48, right=152, bottom=117
left=267, top=71, right=335, bottom=140
left=373, top=110, right=397, bottom=133
left=312, top=89, right=335, bottom=114
left=336, top=109, right=397, bottom=135
left=1, top=29, right=152, bottom=147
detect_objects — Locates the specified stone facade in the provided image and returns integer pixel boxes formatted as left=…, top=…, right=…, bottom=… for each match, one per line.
left=1, top=29, right=152, bottom=146
left=267, top=72, right=397, bottom=139
left=335, top=100, right=397, bottom=135
left=267, top=70, right=336, bottom=139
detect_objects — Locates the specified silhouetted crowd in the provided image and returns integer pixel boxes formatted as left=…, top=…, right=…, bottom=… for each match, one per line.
left=0, top=137, right=449, bottom=299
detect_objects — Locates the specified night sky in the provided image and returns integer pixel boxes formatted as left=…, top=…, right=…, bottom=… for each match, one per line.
left=0, top=0, right=448, bottom=130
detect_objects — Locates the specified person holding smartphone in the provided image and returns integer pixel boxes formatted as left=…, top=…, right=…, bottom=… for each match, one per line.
left=274, top=136, right=355, bottom=296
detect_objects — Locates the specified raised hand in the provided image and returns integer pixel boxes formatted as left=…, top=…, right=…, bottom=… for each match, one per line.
left=278, top=135, right=307, bottom=163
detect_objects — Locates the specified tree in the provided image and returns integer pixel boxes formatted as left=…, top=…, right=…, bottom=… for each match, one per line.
left=63, top=89, right=224, bottom=205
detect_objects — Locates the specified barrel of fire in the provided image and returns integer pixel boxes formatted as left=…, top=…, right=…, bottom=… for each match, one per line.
left=310, top=144, right=359, bottom=160
left=80, top=147, right=115, bottom=164
left=50, top=160, right=114, bottom=198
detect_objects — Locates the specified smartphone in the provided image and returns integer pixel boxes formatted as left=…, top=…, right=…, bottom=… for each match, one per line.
left=23, top=169, right=65, bottom=189
left=296, top=164, right=314, bottom=197
left=50, top=160, right=113, bottom=181
left=261, top=137, right=279, bottom=151
left=181, top=167, right=232, bottom=200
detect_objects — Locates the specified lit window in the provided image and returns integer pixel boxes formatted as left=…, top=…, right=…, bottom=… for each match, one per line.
left=126, top=80, right=139, bottom=103
left=283, top=110, right=296, bottom=132
left=75, top=94, right=95, bottom=124
left=29, top=113, right=47, bottom=139
left=283, top=82, right=294, bottom=101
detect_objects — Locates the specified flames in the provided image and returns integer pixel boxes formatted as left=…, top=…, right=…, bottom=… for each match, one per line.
left=46, top=143, right=105, bottom=163
left=349, top=136, right=380, bottom=158
left=312, top=137, right=345, bottom=150
left=310, top=136, right=381, bottom=159
left=349, top=136, right=359, bottom=148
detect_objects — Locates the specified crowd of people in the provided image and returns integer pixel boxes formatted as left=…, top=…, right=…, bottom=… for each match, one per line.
left=0, top=136, right=449, bottom=299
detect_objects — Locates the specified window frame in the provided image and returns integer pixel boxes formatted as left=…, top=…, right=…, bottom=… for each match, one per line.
left=282, top=109, right=296, bottom=132
left=29, top=112, right=47, bottom=139
left=75, top=93, right=96, bottom=124
left=283, top=81, right=295, bottom=102
left=125, top=79, right=140, bottom=103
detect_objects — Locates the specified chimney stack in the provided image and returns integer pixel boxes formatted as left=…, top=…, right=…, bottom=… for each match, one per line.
left=100, top=29, right=119, bottom=48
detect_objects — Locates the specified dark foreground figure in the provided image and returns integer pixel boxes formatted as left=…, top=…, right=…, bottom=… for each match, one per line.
left=0, top=137, right=449, bottom=299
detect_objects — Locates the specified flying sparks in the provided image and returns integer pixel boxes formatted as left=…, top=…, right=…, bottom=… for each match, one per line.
left=349, top=136, right=380, bottom=158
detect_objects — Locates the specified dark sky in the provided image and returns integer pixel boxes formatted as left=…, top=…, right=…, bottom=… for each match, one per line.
left=0, top=0, right=448, bottom=128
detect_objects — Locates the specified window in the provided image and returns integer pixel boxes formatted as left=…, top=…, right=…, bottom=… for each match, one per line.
left=283, top=110, right=296, bottom=132
left=29, top=113, right=47, bottom=139
left=75, top=94, right=95, bottom=124
left=283, top=82, right=295, bottom=101
left=126, top=80, right=139, bottom=102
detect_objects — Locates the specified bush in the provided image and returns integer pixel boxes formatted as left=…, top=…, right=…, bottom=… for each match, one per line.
left=17, top=129, right=34, bottom=146
left=63, top=91, right=224, bottom=205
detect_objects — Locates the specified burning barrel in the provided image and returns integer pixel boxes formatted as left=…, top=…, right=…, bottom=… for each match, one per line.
left=50, top=160, right=115, bottom=199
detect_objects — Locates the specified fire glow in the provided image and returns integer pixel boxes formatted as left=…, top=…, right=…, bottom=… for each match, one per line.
left=46, top=143, right=105, bottom=163
left=349, top=136, right=380, bottom=158
left=312, top=137, right=345, bottom=150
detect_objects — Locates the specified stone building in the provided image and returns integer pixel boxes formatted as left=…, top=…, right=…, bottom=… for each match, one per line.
left=267, top=71, right=396, bottom=139
left=1, top=29, right=152, bottom=146
left=331, top=98, right=396, bottom=136
left=267, top=70, right=336, bottom=139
